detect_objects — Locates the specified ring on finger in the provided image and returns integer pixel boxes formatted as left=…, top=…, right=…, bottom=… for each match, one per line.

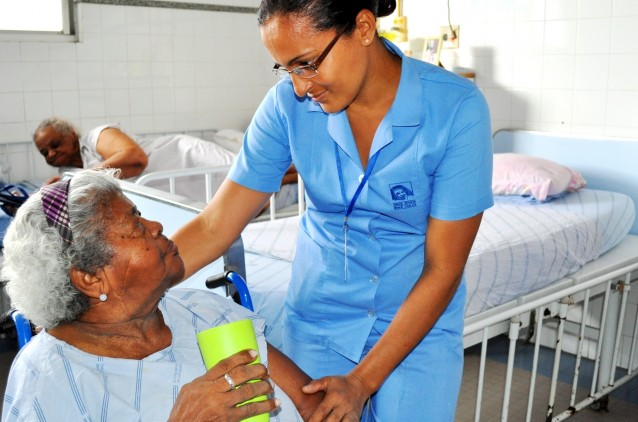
left=224, top=373, right=236, bottom=390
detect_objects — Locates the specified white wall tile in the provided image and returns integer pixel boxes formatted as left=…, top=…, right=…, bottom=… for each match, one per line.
left=483, top=88, right=512, bottom=120
left=613, top=0, right=638, bottom=17
left=540, top=89, right=573, bottom=124
left=546, top=0, right=579, bottom=20
left=130, top=88, right=154, bottom=115
left=52, top=91, right=80, bottom=118
left=483, top=0, right=515, bottom=23
left=150, top=35, right=174, bottom=62
left=544, top=20, right=578, bottom=54
left=610, top=16, right=638, bottom=54
left=515, top=0, right=545, bottom=21
left=605, top=90, right=638, bottom=127
left=573, top=55, right=609, bottom=90
left=20, top=43, right=49, bottom=62
left=0, top=43, right=20, bottom=62
left=513, top=21, right=545, bottom=54
left=173, top=36, right=196, bottom=62
left=78, top=62, right=104, bottom=90
left=149, top=8, right=173, bottom=35
left=103, top=61, right=130, bottom=90
left=152, top=62, right=174, bottom=88
left=24, top=92, right=53, bottom=122
left=126, top=6, right=151, bottom=35
left=78, top=90, right=106, bottom=118
left=572, top=90, right=607, bottom=125
left=542, top=55, right=575, bottom=89
left=0, top=123, right=27, bottom=142
left=22, top=63, right=52, bottom=92
left=576, top=18, right=611, bottom=54
left=127, top=34, right=152, bottom=62
left=105, top=89, right=130, bottom=117
left=102, top=33, right=129, bottom=62
left=0, top=63, right=23, bottom=93
left=152, top=88, right=175, bottom=115
left=48, top=42, right=76, bottom=62
left=78, top=3, right=103, bottom=34
left=100, top=5, right=127, bottom=34
left=579, top=0, right=613, bottom=18
left=76, top=33, right=103, bottom=62
left=0, top=93, right=25, bottom=123
left=174, top=88, right=197, bottom=113
left=174, top=62, right=196, bottom=88
left=510, top=89, right=542, bottom=123
left=608, top=54, right=638, bottom=90
left=512, top=55, right=543, bottom=89
left=127, top=62, right=153, bottom=89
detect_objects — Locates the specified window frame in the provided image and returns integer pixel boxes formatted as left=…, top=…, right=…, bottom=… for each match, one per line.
left=0, top=0, right=76, bottom=42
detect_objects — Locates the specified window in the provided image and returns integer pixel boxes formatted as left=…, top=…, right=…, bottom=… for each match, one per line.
left=0, top=0, right=74, bottom=39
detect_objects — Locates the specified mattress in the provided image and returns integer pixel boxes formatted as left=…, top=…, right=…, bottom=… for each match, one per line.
left=240, top=189, right=636, bottom=346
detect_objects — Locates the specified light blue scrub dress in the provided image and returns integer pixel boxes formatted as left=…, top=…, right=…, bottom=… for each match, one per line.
left=229, top=40, right=493, bottom=421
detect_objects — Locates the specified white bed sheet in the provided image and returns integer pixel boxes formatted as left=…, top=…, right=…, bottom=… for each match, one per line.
left=241, top=189, right=635, bottom=346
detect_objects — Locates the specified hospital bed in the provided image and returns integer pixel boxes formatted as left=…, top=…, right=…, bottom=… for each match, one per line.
left=232, top=130, right=638, bottom=421
left=131, top=128, right=302, bottom=220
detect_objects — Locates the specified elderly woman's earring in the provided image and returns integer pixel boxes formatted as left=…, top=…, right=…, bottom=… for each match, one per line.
left=99, top=293, right=107, bottom=302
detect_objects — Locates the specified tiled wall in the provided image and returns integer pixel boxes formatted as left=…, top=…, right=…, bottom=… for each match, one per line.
left=0, top=2, right=276, bottom=143
left=400, top=0, right=638, bottom=138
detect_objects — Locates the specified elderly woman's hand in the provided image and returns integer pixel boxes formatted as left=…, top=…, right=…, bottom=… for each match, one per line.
left=302, top=373, right=371, bottom=421
left=168, top=349, right=278, bottom=421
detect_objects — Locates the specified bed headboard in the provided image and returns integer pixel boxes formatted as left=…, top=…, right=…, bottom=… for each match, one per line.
left=493, top=130, right=638, bottom=235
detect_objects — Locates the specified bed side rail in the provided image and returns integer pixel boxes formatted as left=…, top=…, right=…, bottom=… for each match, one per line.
left=464, top=260, right=638, bottom=421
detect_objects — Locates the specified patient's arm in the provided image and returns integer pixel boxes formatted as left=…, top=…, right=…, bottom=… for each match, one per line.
left=171, top=180, right=271, bottom=283
left=267, top=344, right=323, bottom=421
left=94, top=128, right=148, bottom=179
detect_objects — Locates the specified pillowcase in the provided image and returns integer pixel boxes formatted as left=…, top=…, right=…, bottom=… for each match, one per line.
left=492, top=153, right=587, bottom=202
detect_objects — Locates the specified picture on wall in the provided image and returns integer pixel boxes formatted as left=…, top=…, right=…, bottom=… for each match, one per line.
left=422, top=36, right=442, bottom=65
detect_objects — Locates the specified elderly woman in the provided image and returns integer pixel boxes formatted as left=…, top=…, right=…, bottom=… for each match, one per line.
left=1, top=169, right=319, bottom=421
left=32, top=117, right=298, bottom=210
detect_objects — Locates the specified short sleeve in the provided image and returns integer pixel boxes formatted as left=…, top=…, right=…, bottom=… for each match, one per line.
left=430, top=89, right=494, bottom=220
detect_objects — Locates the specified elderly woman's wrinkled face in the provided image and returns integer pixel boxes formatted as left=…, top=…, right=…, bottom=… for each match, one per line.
left=34, top=125, right=80, bottom=167
left=100, top=193, right=184, bottom=318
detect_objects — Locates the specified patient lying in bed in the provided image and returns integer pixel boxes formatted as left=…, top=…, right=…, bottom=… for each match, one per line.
left=32, top=117, right=298, bottom=207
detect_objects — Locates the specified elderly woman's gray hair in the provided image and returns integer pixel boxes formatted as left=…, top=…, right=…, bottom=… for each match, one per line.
left=33, top=117, right=79, bottom=141
left=1, top=169, right=122, bottom=328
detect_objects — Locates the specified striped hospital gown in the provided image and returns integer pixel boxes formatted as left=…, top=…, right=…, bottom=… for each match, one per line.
left=2, top=288, right=301, bottom=421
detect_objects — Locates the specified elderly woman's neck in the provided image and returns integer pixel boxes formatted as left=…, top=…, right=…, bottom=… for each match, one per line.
left=48, top=310, right=173, bottom=359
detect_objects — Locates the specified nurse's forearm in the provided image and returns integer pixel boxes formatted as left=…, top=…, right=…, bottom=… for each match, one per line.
left=349, top=267, right=462, bottom=394
left=170, top=180, right=271, bottom=283
left=350, top=214, right=483, bottom=393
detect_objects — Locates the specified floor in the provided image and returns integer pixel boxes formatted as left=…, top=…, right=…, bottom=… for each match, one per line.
left=458, top=336, right=638, bottom=421
left=1, top=330, right=637, bottom=421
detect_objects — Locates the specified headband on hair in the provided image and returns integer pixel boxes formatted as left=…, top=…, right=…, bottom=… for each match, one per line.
left=40, top=179, right=73, bottom=243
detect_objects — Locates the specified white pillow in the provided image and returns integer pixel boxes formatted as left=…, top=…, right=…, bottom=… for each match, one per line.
left=492, top=153, right=586, bottom=201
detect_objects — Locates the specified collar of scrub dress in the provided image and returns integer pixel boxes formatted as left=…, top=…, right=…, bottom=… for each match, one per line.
left=40, top=179, right=73, bottom=243
left=334, top=143, right=380, bottom=280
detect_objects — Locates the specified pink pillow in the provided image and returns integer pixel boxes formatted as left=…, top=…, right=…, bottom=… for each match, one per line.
left=492, top=153, right=587, bottom=201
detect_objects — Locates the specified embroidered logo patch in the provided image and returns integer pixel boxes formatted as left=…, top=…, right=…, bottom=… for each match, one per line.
left=389, top=182, right=416, bottom=209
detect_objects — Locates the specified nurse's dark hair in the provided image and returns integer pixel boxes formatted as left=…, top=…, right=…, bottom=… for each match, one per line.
left=257, top=0, right=396, bottom=32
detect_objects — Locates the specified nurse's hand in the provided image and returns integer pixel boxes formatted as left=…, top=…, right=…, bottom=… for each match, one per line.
left=302, top=373, right=371, bottom=421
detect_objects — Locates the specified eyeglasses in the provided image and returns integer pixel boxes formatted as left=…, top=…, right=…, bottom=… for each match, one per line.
left=272, top=28, right=345, bottom=79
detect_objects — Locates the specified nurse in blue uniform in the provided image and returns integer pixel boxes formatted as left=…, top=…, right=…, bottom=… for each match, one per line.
left=172, top=0, right=493, bottom=420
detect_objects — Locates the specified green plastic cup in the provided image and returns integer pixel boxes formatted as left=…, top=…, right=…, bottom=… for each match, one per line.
left=196, top=319, right=269, bottom=422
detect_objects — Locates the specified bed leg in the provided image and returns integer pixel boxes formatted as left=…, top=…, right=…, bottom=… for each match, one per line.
left=546, top=298, right=570, bottom=421
left=502, top=315, right=521, bottom=421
